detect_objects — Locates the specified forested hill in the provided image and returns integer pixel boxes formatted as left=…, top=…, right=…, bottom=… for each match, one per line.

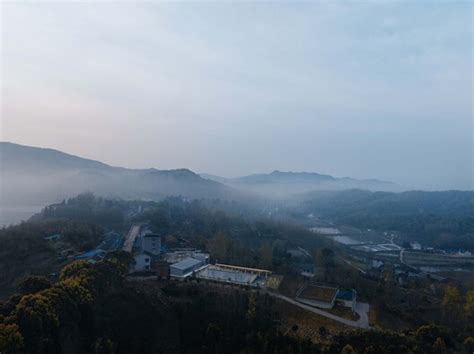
left=300, top=189, right=474, bottom=217
left=0, top=142, right=242, bottom=206
left=297, top=189, right=474, bottom=250
left=201, top=170, right=399, bottom=198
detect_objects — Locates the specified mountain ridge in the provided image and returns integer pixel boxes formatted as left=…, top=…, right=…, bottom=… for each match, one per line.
left=0, top=142, right=239, bottom=206
left=201, top=170, right=399, bottom=198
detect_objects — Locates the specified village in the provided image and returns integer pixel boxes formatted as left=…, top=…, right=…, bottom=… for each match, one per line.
left=68, top=223, right=371, bottom=330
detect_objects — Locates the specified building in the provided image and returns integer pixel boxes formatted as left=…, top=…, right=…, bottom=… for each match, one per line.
left=296, top=283, right=339, bottom=309
left=195, top=264, right=271, bottom=287
left=192, top=252, right=209, bottom=264
left=170, top=257, right=204, bottom=278
left=141, top=234, right=161, bottom=255
left=164, top=249, right=209, bottom=264
left=133, top=254, right=152, bottom=272
left=336, top=289, right=357, bottom=312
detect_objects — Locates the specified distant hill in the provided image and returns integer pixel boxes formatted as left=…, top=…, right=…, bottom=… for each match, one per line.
left=297, top=189, right=474, bottom=251
left=201, top=170, right=399, bottom=198
left=299, top=189, right=474, bottom=217
left=0, top=142, right=239, bottom=207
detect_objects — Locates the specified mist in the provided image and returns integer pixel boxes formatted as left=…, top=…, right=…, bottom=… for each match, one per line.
left=1, top=2, right=472, bottom=191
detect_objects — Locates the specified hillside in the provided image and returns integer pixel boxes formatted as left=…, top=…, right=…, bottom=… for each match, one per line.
left=296, top=189, right=474, bottom=250
left=299, top=189, right=474, bottom=217
left=201, top=170, right=399, bottom=198
left=0, top=142, right=239, bottom=207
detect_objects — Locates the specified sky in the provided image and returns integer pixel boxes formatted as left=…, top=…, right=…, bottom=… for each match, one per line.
left=1, top=1, right=473, bottom=190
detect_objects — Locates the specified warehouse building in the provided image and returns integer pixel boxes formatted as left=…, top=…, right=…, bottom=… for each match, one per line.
left=170, top=257, right=205, bottom=278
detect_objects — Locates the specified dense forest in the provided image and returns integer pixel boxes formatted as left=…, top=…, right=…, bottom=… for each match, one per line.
left=2, top=256, right=473, bottom=354
left=0, top=220, right=103, bottom=296
left=1, top=194, right=473, bottom=353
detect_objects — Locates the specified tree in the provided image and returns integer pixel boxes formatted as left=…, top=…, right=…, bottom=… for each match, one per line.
left=416, top=324, right=452, bottom=348
left=15, top=294, right=59, bottom=353
left=442, top=286, right=461, bottom=307
left=17, top=276, right=52, bottom=295
left=463, top=337, right=474, bottom=353
left=59, top=260, right=93, bottom=282
left=315, top=248, right=335, bottom=282
left=106, top=250, right=134, bottom=270
left=341, top=344, right=357, bottom=354
left=442, top=285, right=461, bottom=321
left=432, top=337, right=447, bottom=354
left=92, top=337, right=115, bottom=354
left=318, top=326, right=328, bottom=339
left=0, top=323, right=24, bottom=353
left=207, top=232, right=231, bottom=263
left=260, top=242, right=273, bottom=269
left=463, top=290, right=474, bottom=319
left=246, top=293, right=257, bottom=322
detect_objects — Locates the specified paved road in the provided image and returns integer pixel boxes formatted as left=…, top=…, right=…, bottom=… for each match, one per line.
left=123, top=225, right=140, bottom=252
left=354, top=302, right=370, bottom=328
left=269, top=292, right=370, bottom=329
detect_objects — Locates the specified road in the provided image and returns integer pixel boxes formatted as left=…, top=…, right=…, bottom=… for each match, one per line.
left=269, top=292, right=370, bottom=329
left=123, top=225, right=140, bottom=252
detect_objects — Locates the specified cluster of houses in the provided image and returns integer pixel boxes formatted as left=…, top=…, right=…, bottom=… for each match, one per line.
left=70, top=224, right=275, bottom=288
left=124, top=225, right=275, bottom=288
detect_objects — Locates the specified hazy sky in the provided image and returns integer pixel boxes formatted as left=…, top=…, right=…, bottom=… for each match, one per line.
left=1, top=1, right=472, bottom=190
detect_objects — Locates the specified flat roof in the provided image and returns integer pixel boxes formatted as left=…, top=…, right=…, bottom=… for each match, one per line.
left=300, top=285, right=338, bottom=303
left=215, top=263, right=271, bottom=274
left=170, top=257, right=202, bottom=271
left=197, top=266, right=258, bottom=285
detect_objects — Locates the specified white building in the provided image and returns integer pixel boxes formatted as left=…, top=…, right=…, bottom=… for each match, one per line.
left=170, top=257, right=204, bottom=278
left=141, top=234, right=161, bottom=255
left=133, top=254, right=152, bottom=272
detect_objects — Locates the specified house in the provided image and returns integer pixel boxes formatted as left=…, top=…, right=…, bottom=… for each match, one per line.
left=133, top=254, right=152, bottom=272
left=141, top=234, right=161, bottom=256
left=170, top=257, right=204, bottom=278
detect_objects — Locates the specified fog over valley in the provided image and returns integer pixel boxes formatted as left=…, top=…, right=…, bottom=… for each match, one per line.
left=1, top=2, right=473, bottom=354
